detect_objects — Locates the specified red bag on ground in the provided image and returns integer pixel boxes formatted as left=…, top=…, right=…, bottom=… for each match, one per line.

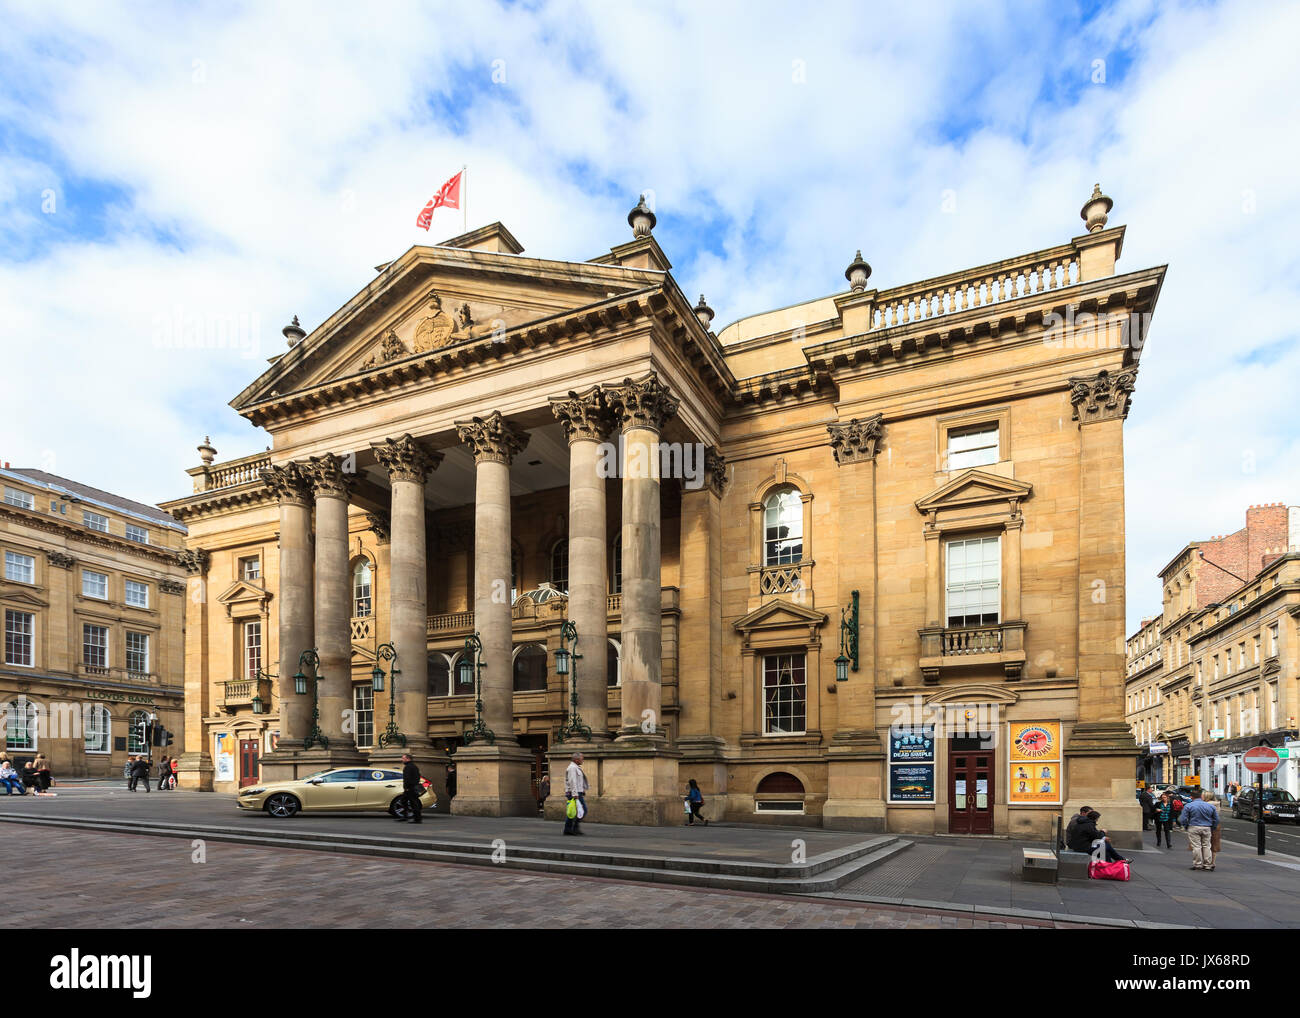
left=1088, top=859, right=1131, bottom=881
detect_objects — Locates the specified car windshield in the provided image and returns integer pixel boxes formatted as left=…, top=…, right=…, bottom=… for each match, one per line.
left=1264, top=790, right=1297, bottom=803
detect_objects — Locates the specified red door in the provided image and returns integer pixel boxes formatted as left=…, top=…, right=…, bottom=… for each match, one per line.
left=238, top=739, right=260, bottom=787
left=949, top=747, right=994, bottom=834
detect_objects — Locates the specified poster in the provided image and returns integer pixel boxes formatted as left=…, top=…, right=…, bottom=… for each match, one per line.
left=214, top=733, right=235, bottom=782
left=1008, top=723, right=1061, bottom=805
left=889, top=724, right=936, bottom=803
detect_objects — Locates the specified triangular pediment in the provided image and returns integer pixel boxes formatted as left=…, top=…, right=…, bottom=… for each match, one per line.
left=216, top=579, right=272, bottom=614
left=915, top=469, right=1033, bottom=515
left=924, top=683, right=1021, bottom=706
left=733, top=598, right=828, bottom=633
left=234, top=241, right=663, bottom=409
left=0, top=588, right=49, bottom=609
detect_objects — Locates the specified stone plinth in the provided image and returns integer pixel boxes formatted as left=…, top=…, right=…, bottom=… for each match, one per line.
left=821, top=741, right=887, bottom=832
left=590, top=739, right=683, bottom=826
left=450, top=743, right=536, bottom=817
left=1064, top=722, right=1144, bottom=848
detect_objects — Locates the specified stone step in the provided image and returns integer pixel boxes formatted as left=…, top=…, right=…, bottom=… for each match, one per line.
left=0, top=812, right=911, bottom=894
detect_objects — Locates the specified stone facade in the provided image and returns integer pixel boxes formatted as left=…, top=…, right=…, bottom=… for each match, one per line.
left=1127, top=504, right=1300, bottom=794
left=0, top=468, right=187, bottom=776
left=162, top=193, right=1163, bottom=843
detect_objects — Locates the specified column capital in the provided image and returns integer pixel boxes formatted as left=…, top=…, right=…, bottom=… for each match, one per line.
left=260, top=462, right=314, bottom=506
left=828, top=414, right=884, bottom=465
left=549, top=385, right=613, bottom=442
left=176, top=547, right=209, bottom=574
left=455, top=410, right=529, bottom=465
left=604, top=372, right=679, bottom=434
left=305, top=453, right=356, bottom=498
left=703, top=445, right=729, bottom=498
left=1069, top=368, right=1136, bottom=423
left=372, top=433, right=443, bottom=483
left=366, top=512, right=391, bottom=544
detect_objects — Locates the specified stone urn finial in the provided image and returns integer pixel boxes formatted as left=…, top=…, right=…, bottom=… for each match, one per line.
left=844, top=250, right=872, bottom=291
left=282, top=314, right=306, bottom=347
left=628, top=194, right=657, bottom=238
left=1080, top=184, right=1113, bottom=233
left=197, top=436, right=217, bottom=466
left=693, top=294, right=715, bottom=331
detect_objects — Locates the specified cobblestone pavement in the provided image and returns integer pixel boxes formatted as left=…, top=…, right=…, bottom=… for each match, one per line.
left=11, top=826, right=1098, bottom=928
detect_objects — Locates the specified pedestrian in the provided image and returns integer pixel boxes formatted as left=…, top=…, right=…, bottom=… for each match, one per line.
left=1180, top=789, right=1219, bottom=871
left=395, top=752, right=422, bottom=823
left=1153, top=792, right=1175, bottom=848
left=124, top=755, right=135, bottom=787
left=538, top=772, right=550, bottom=814
left=563, top=752, right=588, bottom=836
left=1063, top=803, right=1092, bottom=849
left=0, top=760, right=26, bottom=795
left=684, top=778, right=708, bottom=826
left=446, top=761, right=457, bottom=800
left=1068, top=809, right=1127, bottom=862
left=1137, top=785, right=1154, bottom=831
left=170, top=757, right=179, bottom=788
left=130, top=755, right=152, bottom=793
left=33, top=753, right=51, bottom=791
left=21, top=761, right=40, bottom=794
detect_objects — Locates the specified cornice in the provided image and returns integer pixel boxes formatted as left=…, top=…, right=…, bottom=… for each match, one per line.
left=162, top=482, right=276, bottom=523
left=0, top=504, right=185, bottom=570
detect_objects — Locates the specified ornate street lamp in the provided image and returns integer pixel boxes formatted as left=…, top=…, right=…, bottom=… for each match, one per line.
left=461, top=632, right=494, bottom=745
left=555, top=619, right=591, bottom=743
left=372, top=642, right=405, bottom=749
left=837, top=589, right=859, bottom=681
left=292, top=648, right=329, bottom=750
left=252, top=667, right=276, bottom=715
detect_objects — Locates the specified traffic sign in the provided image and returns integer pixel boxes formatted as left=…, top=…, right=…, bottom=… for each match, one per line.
left=1243, top=746, right=1281, bottom=774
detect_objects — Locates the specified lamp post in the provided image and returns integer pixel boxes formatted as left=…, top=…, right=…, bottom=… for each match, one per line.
left=371, top=642, right=405, bottom=749
left=292, top=649, right=329, bottom=750
left=460, top=632, right=494, bottom=745
left=836, top=589, right=859, bottom=681
left=252, top=667, right=277, bottom=715
left=555, top=619, right=591, bottom=743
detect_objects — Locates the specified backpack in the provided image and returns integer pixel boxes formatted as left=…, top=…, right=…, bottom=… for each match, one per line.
left=1171, top=797, right=1184, bottom=814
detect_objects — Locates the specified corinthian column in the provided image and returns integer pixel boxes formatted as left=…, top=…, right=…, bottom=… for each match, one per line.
left=372, top=435, right=443, bottom=748
left=305, top=453, right=355, bottom=746
left=604, top=373, right=679, bottom=739
left=550, top=386, right=613, bottom=739
left=455, top=412, right=529, bottom=744
left=260, top=462, right=314, bottom=748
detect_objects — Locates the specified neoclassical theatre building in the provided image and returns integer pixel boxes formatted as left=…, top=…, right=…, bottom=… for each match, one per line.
left=164, top=187, right=1162, bottom=842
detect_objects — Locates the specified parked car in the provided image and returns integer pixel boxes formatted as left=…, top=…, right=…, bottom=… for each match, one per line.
left=236, top=767, right=436, bottom=818
left=1231, top=786, right=1300, bottom=823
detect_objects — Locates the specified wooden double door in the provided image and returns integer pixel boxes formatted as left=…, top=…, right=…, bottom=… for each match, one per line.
left=948, top=740, right=994, bottom=834
left=239, top=739, right=260, bottom=788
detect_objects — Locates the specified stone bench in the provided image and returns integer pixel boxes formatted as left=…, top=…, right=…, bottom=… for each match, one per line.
left=1020, top=847, right=1058, bottom=883
left=1057, top=850, right=1092, bottom=880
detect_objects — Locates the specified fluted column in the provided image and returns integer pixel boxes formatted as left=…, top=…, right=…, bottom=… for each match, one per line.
left=306, top=453, right=354, bottom=746
left=550, top=387, right=613, bottom=738
left=373, top=435, right=443, bottom=747
left=456, top=412, right=529, bottom=744
left=605, top=373, right=679, bottom=739
left=261, top=463, right=315, bottom=746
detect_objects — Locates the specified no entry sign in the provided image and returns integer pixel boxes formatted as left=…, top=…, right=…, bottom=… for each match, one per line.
left=1243, top=746, right=1281, bottom=774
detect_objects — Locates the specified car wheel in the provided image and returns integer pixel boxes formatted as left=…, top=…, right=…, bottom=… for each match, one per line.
left=265, top=793, right=301, bottom=818
left=390, top=796, right=412, bottom=819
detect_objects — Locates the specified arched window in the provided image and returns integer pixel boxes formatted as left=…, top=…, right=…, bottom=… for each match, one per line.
left=607, top=638, right=620, bottom=687
left=84, top=704, right=111, bottom=754
left=428, top=653, right=451, bottom=698
left=352, top=560, right=372, bottom=617
left=550, top=540, right=568, bottom=592
left=762, top=489, right=803, bottom=565
left=611, top=536, right=622, bottom=595
left=6, top=698, right=38, bottom=751
left=127, top=709, right=151, bottom=753
left=756, top=771, right=805, bottom=794
left=513, top=644, right=548, bottom=693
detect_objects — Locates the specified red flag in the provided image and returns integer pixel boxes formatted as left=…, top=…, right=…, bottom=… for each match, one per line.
left=416, top=171, right=463, bottom=230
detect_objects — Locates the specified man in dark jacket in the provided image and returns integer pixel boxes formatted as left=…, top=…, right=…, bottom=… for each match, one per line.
left=1068, top=809, right=1126, bottom=862
left=398, top=753, right=422, bottom=824
left=1137, top=787, right=1154, bottom=830
left=130, top=755, right=152, bottom=793
left=1063, top=804, right=1091, bottom=849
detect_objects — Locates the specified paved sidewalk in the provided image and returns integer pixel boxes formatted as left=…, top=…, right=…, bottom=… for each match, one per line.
left=821, top=833, right=1300, bottom=928
left=6, top=825, right=1097, bottom=929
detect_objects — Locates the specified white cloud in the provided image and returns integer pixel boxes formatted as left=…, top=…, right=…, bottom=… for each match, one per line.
left=0, top=0, right=1296, bottom=631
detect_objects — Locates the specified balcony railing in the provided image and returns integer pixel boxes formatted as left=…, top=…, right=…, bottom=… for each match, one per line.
left=759, top=564, right=803, bottom=597
left=941, top=626, right=1004, bottom=656
left=351, top=616, right=374, bottom=642
left=191, top=453, right=272, bottom=493
left=918, top=620, right=1027, bottom=683
left=222, top=677, right=271, bottom=711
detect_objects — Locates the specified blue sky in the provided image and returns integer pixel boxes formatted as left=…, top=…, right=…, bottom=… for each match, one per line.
left=1, top=0, right=1297, bottom=631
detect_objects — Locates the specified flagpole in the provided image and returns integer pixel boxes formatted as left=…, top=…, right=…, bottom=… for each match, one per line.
left=462, top=164, right=467, bottom=234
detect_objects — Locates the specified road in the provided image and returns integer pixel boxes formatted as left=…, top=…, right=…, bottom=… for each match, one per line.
left=1218, top=813, right=1300, bottom=857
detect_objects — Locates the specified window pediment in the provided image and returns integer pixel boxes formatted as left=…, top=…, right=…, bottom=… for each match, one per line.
left=0, top=589, right=48, bottom=609
left=923, top=683, right=1021, bottom=707
left=915, top=469, right=1033, bottom=517
left=217, top=579, right=272, bottom=618
left=733, top=598, right=827, bottom=637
